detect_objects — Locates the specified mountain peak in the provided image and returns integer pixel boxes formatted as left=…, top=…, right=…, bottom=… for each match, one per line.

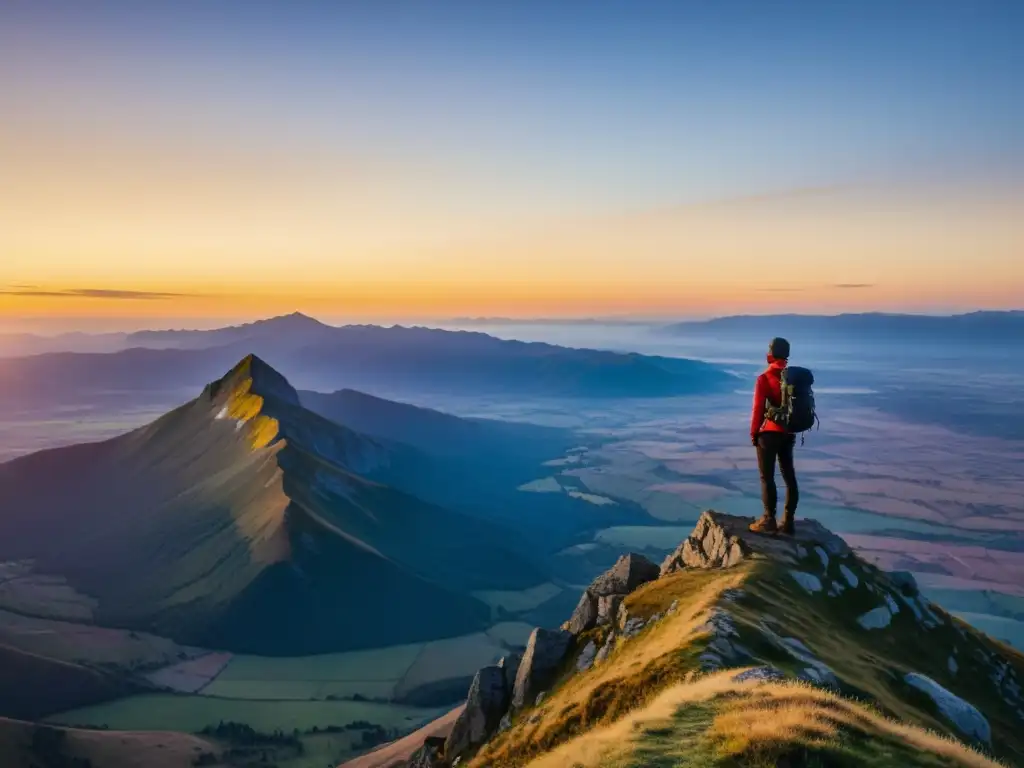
left=214, top=353, right=300, bottom=407
left=204, top=355, right=299, bottom=449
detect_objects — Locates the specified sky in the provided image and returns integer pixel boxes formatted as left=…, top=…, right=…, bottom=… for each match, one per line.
left=1, top=0, right=1023, bottom=331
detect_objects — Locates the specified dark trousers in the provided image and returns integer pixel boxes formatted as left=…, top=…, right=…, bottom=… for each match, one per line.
left=756, top=432, right=798, bottom=519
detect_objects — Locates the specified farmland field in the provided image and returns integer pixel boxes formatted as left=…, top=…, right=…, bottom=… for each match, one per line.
left=47, top=693, right=447, bottom=734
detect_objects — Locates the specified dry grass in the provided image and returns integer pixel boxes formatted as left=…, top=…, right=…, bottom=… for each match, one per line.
left=526, top=673, right=745, bottom=768
left=470, top=567, right=748, bottom=767
left=527, top=674, right=1008, bottom=768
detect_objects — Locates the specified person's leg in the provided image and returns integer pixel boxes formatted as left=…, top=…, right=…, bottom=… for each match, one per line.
left=753, top=434, right=780, bottom=531
left=778, top=434, right=799, bottom=531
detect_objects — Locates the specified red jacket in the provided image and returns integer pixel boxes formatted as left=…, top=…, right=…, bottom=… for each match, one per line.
left=751, top=359, right=789, bottom=440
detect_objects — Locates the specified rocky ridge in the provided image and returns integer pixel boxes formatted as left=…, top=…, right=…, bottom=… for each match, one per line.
left=388, top=510, right=1024, bottom=768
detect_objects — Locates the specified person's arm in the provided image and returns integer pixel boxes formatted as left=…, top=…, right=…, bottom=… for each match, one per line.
left=750, top=374, right=767, bottom=444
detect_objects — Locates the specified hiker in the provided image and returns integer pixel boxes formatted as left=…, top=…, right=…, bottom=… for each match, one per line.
left=749, top=337, right=800, bottom=535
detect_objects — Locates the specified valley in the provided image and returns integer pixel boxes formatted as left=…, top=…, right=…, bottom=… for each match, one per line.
left=1, top=315, right=1022, bottom=767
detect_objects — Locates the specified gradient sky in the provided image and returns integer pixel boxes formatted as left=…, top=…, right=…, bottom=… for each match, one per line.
left=2, top=0, right=1023, bottom=330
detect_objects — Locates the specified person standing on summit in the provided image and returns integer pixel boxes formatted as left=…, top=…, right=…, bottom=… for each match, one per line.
left=749, top=337, right=800, bottom=535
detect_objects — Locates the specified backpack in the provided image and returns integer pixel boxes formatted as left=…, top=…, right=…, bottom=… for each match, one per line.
left=766, top=366, right=818, bottom=435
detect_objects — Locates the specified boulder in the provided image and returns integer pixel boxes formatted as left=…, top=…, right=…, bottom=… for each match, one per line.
left=788, top=570, right=823, bottom=594
left=511, top=628, right=573, bottom=710
left=576, top=641, right=598, bottom=672
left=905, top=673, right=991, bottom=744
left=566, top=590, right=599, bottom=635
left=814, top=546, right=830, bottom=571
left=444, top=666, right=509, bottom=761
left=839, top=564, right=860, bottom=589
left=857, top=606, right=893, bottom=630
left=590, top=553, right=660, bottom=596
left=597, top=594, right=624, bottom=626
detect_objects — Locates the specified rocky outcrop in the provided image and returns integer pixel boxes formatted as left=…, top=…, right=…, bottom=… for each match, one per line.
left=597, top=594, right=623, bottom=626
left=905, top=673, right=991, bottom=744
left=567, top=590, right=599, bottom=635
left=409, top=736, right=446, bottom=768
left=566, top=554, right=659, bottom=635
left=443, top=666, right=509, bottom=762
left=662, top=510, right=853, bottom=576
left=512, top=628, right=573, bottom=710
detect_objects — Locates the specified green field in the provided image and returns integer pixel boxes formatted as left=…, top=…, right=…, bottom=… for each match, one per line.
left=47, top=693, right=446, bottom=734
left=196, top=623, right=532, bottom=703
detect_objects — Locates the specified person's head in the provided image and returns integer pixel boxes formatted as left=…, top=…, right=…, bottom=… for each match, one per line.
left=767, top=337, right=790, bottom=364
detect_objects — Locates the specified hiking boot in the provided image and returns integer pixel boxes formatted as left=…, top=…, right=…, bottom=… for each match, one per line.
left=779, top=516, right=796, bottom=536
left=749, top=514, right=777, bottom=535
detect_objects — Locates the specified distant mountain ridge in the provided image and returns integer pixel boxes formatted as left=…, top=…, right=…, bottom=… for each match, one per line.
left=0, top=355, right=546, bottom=655
left=0, top=315, right=734, bottom=406
left=665, top=310, right=1024, bottom=344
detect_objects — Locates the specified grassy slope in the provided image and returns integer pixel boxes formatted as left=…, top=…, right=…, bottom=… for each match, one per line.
left=0, top=717, right=220, bottom=768
left=0, top=643, right=134, bottom=720
left=470, top=552, right=1024, bottom=768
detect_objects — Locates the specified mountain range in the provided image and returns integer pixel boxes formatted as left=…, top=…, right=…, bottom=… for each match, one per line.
left=664, top=310, right=1024, bottom=345
left=0, top=355, right=549, bottom=655
left=0, top=314, right=734, bottom=408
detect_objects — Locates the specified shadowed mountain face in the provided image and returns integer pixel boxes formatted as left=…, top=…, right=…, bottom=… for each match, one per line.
left=0, top=356, right=546, bottom=655
left=299, top=388, right=571, bottom=460
left=0, top=315, right=735, bottom=409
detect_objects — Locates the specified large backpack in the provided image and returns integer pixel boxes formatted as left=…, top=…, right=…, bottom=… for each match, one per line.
left=766, top=366, right=818, bottom=435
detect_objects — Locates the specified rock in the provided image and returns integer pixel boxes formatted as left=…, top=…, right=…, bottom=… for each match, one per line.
left=857, top=606, right=893, bottom=630
left=497, top=713, right=512, bottom=733
left=788, top=570, right=823, bottom=594
left=890, top=571, right=920, bottom=597
left=409, top=737, right=445, bottom=768
left=567, top=589, right=599, bottom=635
left=799, top=663, right=840, bottom=688
left=511, top=628, right=572, bottom=710
left=839, top=564, right=859, bottom=589
left=734, top=666, right=787, bottom=684
left=814, top=546, right=830, bottom=571
left=597, top=594, right=623, bottom=626
left=903, top=598, right=922, bottom=622
left=828, top=581, right=846, bottom=598
left=576, top=641, right=597, bottom=672
left=948, top=656, right=959, bottom=676
left=622, top=617, right=646, bottom=638
left=591, top=553, right=660, bottom=596
left=667, top=599, right=679, bottom=614
left=595, top=634, right=615, bottom=664
left=535, top=691, right=546, bottom=706
left=884, top=593, right=901, bottom=616
left=905, top=673, right=991, bottom=744
left=497, top=653, right=521, bottom=692
left=444, top=666, right=509, bottom=761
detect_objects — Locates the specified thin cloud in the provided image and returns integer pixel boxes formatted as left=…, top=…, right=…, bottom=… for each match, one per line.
left=832, top=283, right=875, bottom=289
left=1, top=287, right=191, bottom=300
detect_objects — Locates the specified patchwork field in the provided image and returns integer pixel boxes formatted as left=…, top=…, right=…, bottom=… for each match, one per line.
left=46, top=693, right=447, bottom=734
left=0, top=608, right=199, bottom=670
left=139, top=621, right=532, bottom=705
